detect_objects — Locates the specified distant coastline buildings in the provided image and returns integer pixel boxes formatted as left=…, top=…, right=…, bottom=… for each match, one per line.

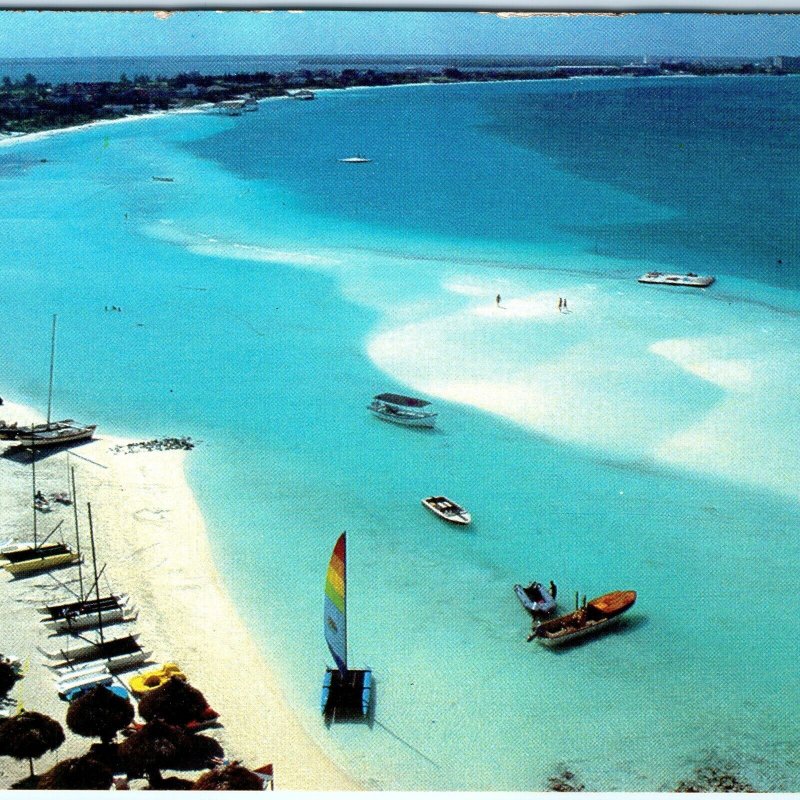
left=1, top=56, right=799, bottom=137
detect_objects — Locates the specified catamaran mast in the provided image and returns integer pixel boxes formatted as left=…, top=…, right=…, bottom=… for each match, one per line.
left=71, top=466, right=84, bottom=600
left=31, top=446, right=38, bottom=550
left=46, top=314, right=57, bottom=427
left=86, top=502, right=105, bottom=645
left=342, top=531, right=348, bottom=672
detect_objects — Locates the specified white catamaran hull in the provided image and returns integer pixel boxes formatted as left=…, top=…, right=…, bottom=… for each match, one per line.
left=369, top=409, right=437, bottom=428
left=42, top=605, right=138, bottom=632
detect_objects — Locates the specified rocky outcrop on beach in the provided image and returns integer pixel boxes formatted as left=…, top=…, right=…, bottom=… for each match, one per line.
left=675, top=765, right=758, bottom=793
left=110, top=437, right=194, bottom=455
left=546, top=768, right=585, bottom=792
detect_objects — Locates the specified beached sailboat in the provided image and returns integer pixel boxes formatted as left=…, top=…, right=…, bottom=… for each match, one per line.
left=39, top=503, right=149, bottom=672
left=7, top=315, right=96, bottom=450
left=531, top=590, right=636, bottom=645
left=2, top=449, right=80, bottom=576
left=39, top=468, right=135, bottom=632
left=321, top=532, right=372, bottom=722
left=421, top=496, right=472, bottom=525
left=368, top=393, right=437, bottom=429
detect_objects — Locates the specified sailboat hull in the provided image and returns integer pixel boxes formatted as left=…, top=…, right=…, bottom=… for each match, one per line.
left=321, top=667, right=372, bottom=720
left=3, top=551, right=80, bottom=576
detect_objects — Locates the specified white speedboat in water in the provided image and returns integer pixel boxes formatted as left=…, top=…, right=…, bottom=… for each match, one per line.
left=339, top=156, right=372, bottom=163
left=368, top=393, right=437, bottom=429
left=638, top=271, right=714, bottom=288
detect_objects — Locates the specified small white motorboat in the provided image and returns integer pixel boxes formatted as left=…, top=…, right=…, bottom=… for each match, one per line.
left=421, top=496, right=472, bottom=526
left=368, top=393, right=437, bottom=429
left=339, top=156, right=372, bottom=163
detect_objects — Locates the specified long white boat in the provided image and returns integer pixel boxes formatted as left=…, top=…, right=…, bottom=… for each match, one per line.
left=42, top=603, right=138, bottom=633
left=39, top=632, right=143, bottom=663
left=638, top=271, right=715, bottom=288
left=368, top=393, right=437, bottom=429
left=421, top=496, right=471, bottom=525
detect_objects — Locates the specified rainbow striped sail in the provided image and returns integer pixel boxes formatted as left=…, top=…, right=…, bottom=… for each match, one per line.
left=324, top=532, right=347, bottom=674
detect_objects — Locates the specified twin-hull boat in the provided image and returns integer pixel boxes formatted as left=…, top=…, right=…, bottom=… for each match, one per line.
left=421, top=496, right=471, bottom=525
left=321, top=532, right=372, bottom=722
left=2, top=544, right=80, bottom=576
left=368, top=393, right=437, bottom=429
left=532, top=590, right=636, bottom=645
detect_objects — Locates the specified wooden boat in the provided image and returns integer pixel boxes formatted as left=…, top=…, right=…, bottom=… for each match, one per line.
left=421, top=496, right=471, bottom=525
left=514, top=581, right=557, bottom=617
left=638, top=271, right=714, bottom=288
left=321, top=532, right=372, bottom=722
left=532, top=590, right=636, bottom=645
left=368, top=393, right=437, bottom=429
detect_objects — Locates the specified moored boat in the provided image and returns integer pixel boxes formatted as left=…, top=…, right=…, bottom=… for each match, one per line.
left=514, top=581, right=557, bottom=617
left=339, top=155, right=372, bottom=163
left=321, top=532, right=372, bottom=722
left=421, top=496, right=471, bottom=525
left=638, top=271, right=714, bottom=288
left=531, top=590, right=636, bottom=645
left=368, top=393, right=437, bottom=428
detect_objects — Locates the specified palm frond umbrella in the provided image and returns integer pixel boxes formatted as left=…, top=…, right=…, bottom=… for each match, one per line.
left=138, top=677, right=209, bottom=726
left=0, top=660, right=20, bottom=698
left=37, top=754, right=114, bottom=790
left=192, top=762, right=265, bottom=790
left=0, top=710, right=65, bottom=778
left=67, top=684, right=135, bottom=744
left=117, top=718, right=192, bottom=787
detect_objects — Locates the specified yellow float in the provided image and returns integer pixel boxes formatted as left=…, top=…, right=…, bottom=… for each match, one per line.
left=128, top=663, right=186, bottom=696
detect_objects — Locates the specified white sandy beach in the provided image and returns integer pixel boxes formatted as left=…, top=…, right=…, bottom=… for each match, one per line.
left=0, top=399, right=359, bottom=790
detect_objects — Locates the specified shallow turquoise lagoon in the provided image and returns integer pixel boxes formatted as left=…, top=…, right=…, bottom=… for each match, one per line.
left=1, top=78, right=799, bottom=790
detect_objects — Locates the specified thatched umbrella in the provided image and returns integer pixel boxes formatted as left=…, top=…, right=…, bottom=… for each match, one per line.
left=37, top=754, right=114, bottom=790
left=66, top=685, right=135, bottom=744
left=192, top=762, right=265, bottom=791
left=117, top=718, right=192, bottom=786
left=0, top=660, right=19, bottom=698
left=138, top=677, right=209, bottom=726
left=0, top=710, right=65, bottom=778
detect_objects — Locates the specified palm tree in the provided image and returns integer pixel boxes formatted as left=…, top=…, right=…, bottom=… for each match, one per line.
left=117, top=718, right=190, bottom=787
left=66, top=685, right=135, bottom=744
left=37, top=754, right=113, bottom=790
left=0, top=710, right=65, bottom=778
left=192, top=761, right=265, bottom=790
left=138, top=677, right=209, bottom=726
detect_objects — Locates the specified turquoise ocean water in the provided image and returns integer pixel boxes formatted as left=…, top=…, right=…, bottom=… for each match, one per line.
left=1, top=76, right=800, bottom=790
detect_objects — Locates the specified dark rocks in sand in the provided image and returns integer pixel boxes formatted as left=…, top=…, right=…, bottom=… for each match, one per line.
left=110, top=437, right=195, bottom=455
left=675, top=765, right=758, bottom=793
left=546, top=768, right=585, bottom=792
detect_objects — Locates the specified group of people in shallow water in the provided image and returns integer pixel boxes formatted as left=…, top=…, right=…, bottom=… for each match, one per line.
left=104, top=305, right=122, bottom=312
left=558, top=297, right=569, bottom=312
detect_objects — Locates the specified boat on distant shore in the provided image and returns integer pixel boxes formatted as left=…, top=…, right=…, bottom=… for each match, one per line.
left=339, top=156, right=372, bottom=163
left=368, top=393, right=437, bottom=428
left=514, top=581, right=557, bottom=617
left=321, top=532, right=372, bottom=722
left=530, top=590, right=636, bottom=644
left=287, top=89, right=315, bottom=100
left=638, top=271, right=715, bottom=288
left=421, top=496, right=471, bottom=525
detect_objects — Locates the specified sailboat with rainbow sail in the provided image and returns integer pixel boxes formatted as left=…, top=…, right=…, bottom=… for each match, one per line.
left=321, top=532, right=372, bottom=722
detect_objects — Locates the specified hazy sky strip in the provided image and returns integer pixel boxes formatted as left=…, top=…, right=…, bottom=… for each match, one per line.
left=1, top=11, right=799, bottom=58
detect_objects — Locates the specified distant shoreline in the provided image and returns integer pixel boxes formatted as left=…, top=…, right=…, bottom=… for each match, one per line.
left=1, top=61, right=795, bottom=142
